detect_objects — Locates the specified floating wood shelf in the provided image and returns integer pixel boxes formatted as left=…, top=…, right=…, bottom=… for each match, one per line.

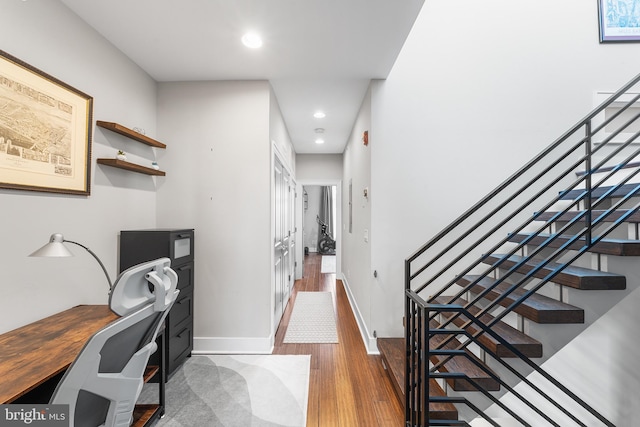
left=96, top=121, right=166, bottom=149
left=97, top=158, right=166, bottom=176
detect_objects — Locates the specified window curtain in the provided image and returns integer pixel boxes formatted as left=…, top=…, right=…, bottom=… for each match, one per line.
left=318, top=186, right=334, bottom=244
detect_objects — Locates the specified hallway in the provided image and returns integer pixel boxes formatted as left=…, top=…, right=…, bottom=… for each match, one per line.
left=273, top=253, right=404, bottom=426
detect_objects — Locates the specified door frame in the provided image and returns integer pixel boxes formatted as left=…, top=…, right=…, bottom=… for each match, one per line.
left=296, top=179, right=342, bottom=280
left=271, top=147, right=296, bottom=338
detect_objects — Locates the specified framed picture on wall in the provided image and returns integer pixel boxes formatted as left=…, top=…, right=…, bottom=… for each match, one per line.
left=0, top=50, right=93, bottom=195
left=598, top=0, right=640, bottom=42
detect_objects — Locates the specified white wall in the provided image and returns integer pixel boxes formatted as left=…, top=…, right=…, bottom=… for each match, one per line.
left=270, top=85, right=295, bottom=174
left=370, top=0, right=640, bottom=339
left=366, top=0, right=640, bottom=423
left=156, top=80, right=277, bottom=353
left=341, top=85, right=374, bottom=350
left=296, top=154, right=343, bottom=180
left=1, top=3, right=293, bottom=354
left=0, top=0, right=158, bottom=333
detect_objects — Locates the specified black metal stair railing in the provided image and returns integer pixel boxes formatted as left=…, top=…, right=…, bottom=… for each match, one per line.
left=405, top=73, right=640, bottom=426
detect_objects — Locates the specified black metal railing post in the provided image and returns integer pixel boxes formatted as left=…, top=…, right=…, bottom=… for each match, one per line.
left=585, top=120, right=593, bottom=244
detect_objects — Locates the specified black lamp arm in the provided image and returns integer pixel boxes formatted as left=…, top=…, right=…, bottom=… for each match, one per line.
left=65, top=239, right=113, bottom=290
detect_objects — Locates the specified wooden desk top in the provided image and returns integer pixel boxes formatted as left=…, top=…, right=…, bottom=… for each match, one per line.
left=0, top=305, right=118, bottom=403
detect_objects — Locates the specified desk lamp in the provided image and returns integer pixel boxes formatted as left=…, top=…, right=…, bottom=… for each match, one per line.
left=29, top=233, right=113, bottom=290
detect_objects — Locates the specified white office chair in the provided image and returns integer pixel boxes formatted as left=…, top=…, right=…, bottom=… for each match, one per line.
left=50, top=258, right=179, bottom=427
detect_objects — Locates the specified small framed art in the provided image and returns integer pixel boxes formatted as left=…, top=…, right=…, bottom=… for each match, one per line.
left=598, top=0, right=640, bottom=43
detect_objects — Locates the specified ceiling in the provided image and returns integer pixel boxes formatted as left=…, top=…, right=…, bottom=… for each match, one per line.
left=60, top=0, right=424, bottom=154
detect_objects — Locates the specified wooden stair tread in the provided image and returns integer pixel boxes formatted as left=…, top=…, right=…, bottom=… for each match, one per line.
left=508, top=232, right=640, bottom=256
left=576, top=161, right=640, bottom=175
left=428, top=320, right=500, bottom=392
left=377, top=338, right=458, bottom=420
left=484, top=254, right=626, bottom=290
left=378, top=337, right=405, bottom=398
left=458, top=275, right=584, bottom=324
left=559, top=182, right=640, bottom=200
left=432, top=296, right=542, bottom=358
left=536, top=209, right=640, bottom=224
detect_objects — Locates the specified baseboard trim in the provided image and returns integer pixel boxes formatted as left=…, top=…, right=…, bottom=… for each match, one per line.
left=193, top=336, right=274, bottom=354
left=193, top=279, right=379, bottom=355
left=340, top=274, right=379, bottom=354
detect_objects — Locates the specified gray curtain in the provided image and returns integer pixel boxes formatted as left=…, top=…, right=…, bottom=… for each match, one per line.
left=318, top=186, right=334, bottom=243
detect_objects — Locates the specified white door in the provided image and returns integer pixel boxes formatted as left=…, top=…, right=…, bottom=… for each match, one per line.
left=273, top=157, right=292, bottom=327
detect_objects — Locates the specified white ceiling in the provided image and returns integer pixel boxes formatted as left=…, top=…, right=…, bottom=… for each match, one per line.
left=60, top=0, right=424, bottom=154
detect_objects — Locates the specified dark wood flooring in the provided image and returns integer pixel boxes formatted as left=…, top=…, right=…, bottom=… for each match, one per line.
left=273, top=253, right=404, bottom=426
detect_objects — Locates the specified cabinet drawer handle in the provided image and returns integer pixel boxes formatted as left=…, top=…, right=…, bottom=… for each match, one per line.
left=178, top=265, right=192, bottom=271
left=177, top=297, right=191, bottom=305
left=177, top=234, right=191, bottom=238
left=177, top=328, right=189, bottom=339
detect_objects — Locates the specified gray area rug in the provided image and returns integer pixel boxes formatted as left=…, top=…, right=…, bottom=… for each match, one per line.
left=283, top=292, right=338, bottom=344
left=139, top=354, right=310, bottom=427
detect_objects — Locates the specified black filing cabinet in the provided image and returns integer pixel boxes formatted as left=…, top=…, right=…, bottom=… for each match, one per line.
left=119, top=229, right=194, bottom=378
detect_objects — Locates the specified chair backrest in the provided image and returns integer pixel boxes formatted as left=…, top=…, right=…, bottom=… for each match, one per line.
left=50, top=258, right=179, bottom=427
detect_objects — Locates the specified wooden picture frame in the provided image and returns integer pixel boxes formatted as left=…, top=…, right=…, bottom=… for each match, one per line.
left=598, top=0, right=640, bottom=43
left=0, top=50, right=93, bottom=195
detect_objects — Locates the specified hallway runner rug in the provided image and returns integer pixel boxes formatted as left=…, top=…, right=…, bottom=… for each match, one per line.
left=138, top=354, right=310, bottom=427
left=320, top=255, right=336, bottom=273
left=283, top=291, right=338, bottom=343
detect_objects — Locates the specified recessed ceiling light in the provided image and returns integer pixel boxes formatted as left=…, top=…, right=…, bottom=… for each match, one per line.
left=315, top=138, right=325, bottom=144
left=241, top=32, right=263, bottom=49
left=313, top=111, right=326, bottom=119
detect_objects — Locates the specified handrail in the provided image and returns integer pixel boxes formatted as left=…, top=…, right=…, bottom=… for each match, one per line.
left=405, top=72, right=640, bottom=426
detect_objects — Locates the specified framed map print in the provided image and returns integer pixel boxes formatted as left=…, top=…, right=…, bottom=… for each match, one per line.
left=0, top=50, right=93, bottom=195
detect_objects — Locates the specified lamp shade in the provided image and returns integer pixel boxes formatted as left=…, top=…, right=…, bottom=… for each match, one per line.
left=29, top=233, right=113, bottom=290
left=29, top=233, right=74, bottom=257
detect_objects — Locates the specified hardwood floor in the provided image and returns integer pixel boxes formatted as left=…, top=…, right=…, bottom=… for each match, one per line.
left=273, top=254, right=404, bottom=426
